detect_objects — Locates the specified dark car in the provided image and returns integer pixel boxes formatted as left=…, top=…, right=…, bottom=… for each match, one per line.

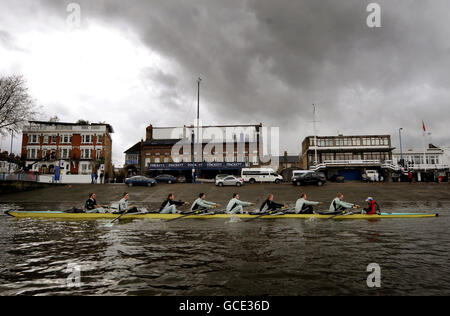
left=155, top=174, right=178, bottom=184
left=125, top=176, right=157, bottom=187
left=328, top=174, right=345, bottom=183
left=292, top=172, right=326, bottom=187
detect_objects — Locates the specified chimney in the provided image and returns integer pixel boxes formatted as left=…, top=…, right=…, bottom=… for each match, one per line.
left=146, top=125, right=153, bottom=141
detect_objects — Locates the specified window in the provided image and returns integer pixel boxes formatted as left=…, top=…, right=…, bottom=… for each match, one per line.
left=61, top=135, right=71, bottom=144
left=322, top=153, right=334, bottom=161
left=352, top=138, right=360, bottom=146
left=81, top=149, right=93, bottom=159
left=28, top=149, right=39, bottom=159
left=59, top=148, right=70, bottom=159
left=51, top=136, right=57, bottom=144
left=43, top=136, right=49, bottom=144
left=28, top=135, right=39, bottom=144
left=96, top=150, right=102, bottom=159
left=362, top=138, right=371, bottom=146
left=82, top=135, right=93, bottom=144
left=97, top=135, right=103, bottom=143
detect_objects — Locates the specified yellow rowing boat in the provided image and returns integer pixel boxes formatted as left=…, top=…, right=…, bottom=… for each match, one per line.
left=5, top=211, right=439, bottom=220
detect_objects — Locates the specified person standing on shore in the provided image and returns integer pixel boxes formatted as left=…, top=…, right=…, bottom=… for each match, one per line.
left=226, top=193, right=255, bottom=214
left=160, top=194, right=190, bottom=214
left=295, top=193, right=322, bottom=214
left=100, top=172, right=104, bottom=184
left=91, top=171, right=95, bottom=184
left=408, top=171, right=414, bottom=184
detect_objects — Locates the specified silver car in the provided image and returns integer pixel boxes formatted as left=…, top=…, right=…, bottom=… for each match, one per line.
left=216, top=175, right=244, bottom=187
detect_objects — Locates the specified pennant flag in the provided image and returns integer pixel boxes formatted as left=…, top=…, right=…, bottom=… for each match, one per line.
left=422, top=120, right=427, bottom=132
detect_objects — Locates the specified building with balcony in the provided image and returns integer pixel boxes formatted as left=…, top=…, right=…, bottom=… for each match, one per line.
left=124, top=123, right=265, bottom=180
left=21, top=121, right=114, bottom=177
left=392, top=144, right=449, bottom=181
left=300, top=134, right=395, bottom=180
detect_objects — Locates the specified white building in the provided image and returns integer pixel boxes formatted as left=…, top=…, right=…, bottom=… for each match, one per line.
left=0, top=161, right=18, bottom=174
left=392, top=144, right=448, bottom=171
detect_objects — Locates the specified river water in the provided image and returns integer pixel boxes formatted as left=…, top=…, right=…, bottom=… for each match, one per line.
left=0, top=202, right=449, bottom=296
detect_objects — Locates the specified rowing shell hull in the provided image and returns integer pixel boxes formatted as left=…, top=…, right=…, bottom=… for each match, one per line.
left=5, top=211, right=439, bottom=220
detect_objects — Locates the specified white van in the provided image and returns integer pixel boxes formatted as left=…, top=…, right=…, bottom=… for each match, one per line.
left=241, top=168, right=284, bottom=184
left=363, top=170, right=380, bottom=182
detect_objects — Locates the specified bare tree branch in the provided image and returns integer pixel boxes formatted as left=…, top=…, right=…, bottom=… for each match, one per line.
left=0, top=75, right=37, bottom=134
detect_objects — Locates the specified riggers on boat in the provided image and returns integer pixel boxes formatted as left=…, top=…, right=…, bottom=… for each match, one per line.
left=4, top=210, right=439, bottom=220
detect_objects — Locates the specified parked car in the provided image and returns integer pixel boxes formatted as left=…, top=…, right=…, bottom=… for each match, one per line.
left=328, top=174, right=345, bottom=183
left=215, top=174, right=230, bottom=181
left=155, top=174, right=178, bottom=184
left=177, top=176, right=187, bottom=183
left=292, top=172, right=326, bottom=186
left=125, top=176, right=157, bottom=187
left=216, top=175, right=244, bottom=187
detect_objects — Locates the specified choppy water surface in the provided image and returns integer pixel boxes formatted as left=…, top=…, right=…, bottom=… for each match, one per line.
left=0, top=202, right=449, bottom=296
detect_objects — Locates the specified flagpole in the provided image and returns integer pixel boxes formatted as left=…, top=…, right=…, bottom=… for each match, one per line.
left=422, top=121, right=427, bottom=174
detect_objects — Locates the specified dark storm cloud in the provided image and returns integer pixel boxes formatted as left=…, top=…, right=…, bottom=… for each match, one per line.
left=15, top=0, right=450, bottom=151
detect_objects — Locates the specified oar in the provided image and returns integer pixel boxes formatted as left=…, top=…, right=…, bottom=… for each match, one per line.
left=244, top=206, right=290, bottom=222
left=165, top=209, right=206, bottom=222
left=328, top=206, right=361, bottom=220
left=104, top=210, right=128, bottom=227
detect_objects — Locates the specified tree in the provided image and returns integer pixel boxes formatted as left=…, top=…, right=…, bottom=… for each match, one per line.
left=76, top=119, right=90, bottom=125
left=49, top=116, right=60, bottom=122
left=0, top=75, right=36, bottom=134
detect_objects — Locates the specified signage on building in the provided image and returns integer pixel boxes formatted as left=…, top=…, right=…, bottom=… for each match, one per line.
left=147, top=162, right=245, bottom=170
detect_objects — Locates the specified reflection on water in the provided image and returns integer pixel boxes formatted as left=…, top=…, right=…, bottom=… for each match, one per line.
left=0, top=203, right=449, bottom=296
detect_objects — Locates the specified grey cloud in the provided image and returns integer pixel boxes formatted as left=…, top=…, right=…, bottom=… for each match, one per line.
left=4, top=0, right=450, bottom=155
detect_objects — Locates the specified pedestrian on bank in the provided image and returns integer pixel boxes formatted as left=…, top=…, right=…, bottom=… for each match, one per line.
left=408, top=171, right=414, bottom=184
left=95, top=172, right=99, bottom=184
left=91, top=171, right=95, bottom=184
left=100, top=172, right=104, bottom=184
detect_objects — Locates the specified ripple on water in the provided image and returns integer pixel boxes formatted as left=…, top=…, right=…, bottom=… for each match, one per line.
left=0, top=203, right=449, bottom=295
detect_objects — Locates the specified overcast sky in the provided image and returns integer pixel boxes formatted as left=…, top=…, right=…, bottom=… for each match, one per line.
left=1, top=0, right=449, bottom=166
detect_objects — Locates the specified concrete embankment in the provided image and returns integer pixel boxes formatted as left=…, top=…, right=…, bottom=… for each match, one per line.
left=0, top=181, right=63, bottom=195
left=1, top=182, right=449, bottom=212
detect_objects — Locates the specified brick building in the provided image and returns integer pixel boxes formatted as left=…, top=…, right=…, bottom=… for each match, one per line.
left=124, top=123, right=265, bottom=180
left=21, top=121, right=114, bottom=177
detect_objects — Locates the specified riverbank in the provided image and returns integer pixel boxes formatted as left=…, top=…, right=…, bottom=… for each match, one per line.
left=0, top=181, right=62, bottom=195
left=1, top=182, right=449, bottom=211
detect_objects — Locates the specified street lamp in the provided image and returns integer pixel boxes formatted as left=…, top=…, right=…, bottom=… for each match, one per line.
left=399, top=128, right=403, bottom=167
left=8, top=129, right=13, bottom=174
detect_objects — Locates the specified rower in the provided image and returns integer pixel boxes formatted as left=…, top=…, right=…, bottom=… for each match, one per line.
left=329, top=193, right=359, bottom=213
left=160, top=194, right=189, bottom=214
left=260, top=194, right=286, bottom=213
left=85, top=193, right=106, bottom=213
left=295, top=193, right=322, bottom=214
left=362, top=197, right=381, bottom=215
left=119, top=192, right=139, bottom=214
left=191, top=193, right=221, bottom=212
left=226, top=193, right=255, bottom=214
